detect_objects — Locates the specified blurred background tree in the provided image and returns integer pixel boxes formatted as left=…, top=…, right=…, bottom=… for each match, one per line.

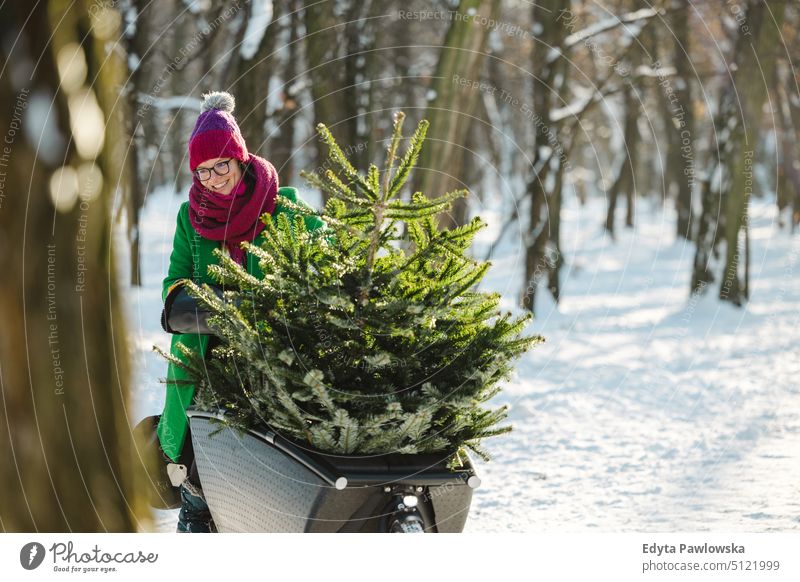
left=4, top=0, right=797, bottom=325
left=0, top=1, right=152, bottom=531
left=100, top=0, right=797, bottom=315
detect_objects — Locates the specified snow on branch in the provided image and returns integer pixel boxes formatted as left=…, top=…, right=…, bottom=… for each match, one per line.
left=547, top=8, right=662, bottom=65
left=240, top=0, right=274, bottom=59
left=550, top=97, right=594, bottom=123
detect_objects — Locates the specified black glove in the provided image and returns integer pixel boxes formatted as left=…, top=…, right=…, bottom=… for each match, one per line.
left=161, top=283, right=226, bottom=335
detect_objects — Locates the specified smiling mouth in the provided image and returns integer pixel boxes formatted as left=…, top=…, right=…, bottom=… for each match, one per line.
left=210, top=179, right=230, bottom=191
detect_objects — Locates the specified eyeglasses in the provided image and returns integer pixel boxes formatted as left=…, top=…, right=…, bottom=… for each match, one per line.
left=194, top=158, right=234, bottom=182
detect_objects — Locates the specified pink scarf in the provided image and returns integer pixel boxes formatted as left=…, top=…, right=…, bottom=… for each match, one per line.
left=188, top=154, right=278, bottom=266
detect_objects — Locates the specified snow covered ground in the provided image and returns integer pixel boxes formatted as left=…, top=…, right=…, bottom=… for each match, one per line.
left=121, top=185, right=800, bottom=533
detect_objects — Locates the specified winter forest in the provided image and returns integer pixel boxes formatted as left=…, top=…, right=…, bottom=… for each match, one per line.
left=1, top=0, right=799, bottom=539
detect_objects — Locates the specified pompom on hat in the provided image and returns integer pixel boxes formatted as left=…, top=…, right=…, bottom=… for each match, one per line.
left=188, top=91, right=249, bottom=171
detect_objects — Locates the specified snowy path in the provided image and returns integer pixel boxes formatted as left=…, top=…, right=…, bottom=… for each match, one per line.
left=122, top=188, right=800, bottom=532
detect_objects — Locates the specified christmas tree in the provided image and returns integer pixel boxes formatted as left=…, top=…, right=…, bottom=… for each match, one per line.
left=157, top=112, right=543, bottom=466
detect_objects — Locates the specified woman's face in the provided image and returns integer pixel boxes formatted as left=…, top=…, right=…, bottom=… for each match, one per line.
left=196, top=157, right=243, bottom=195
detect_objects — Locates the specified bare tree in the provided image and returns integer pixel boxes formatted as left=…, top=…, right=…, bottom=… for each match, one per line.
left=415, top=0, right=501, bottom=229
left=521, top=0, right=570, bottom=312
left=605, top=81, right=642, bottom=236
left=692, top=0, right=787, bottom=304
left=266, top=0, right=301, bottom=182
left=228, top=0, right=283, bottom=160
left=670, top=0, right=696, bottom=240
left=496, top=2, right=662, bottom=311
left=774, top=58, right=800, bottom=232
left=303, top=0, right=403, bottom=191
left=121, top=0, right=150, bottom=287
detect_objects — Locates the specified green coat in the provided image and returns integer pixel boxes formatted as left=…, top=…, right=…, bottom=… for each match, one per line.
left=157, top=187, right=324, bottom=462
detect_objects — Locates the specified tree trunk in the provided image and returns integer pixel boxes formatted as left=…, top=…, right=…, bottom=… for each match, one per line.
left=341, top=0, right=382, bottom=173
left=774, top=63, right=800, bottom=231
left=0, top=2, right=150, bottom=531
left=268, top=0, right=300, bottom=182
left=416, top=0, right=501, bottom=229
left=547, top=160, right=566, bottom=302
left=671, top=0, right=695, bottom=240
left=606, top=84, right=639, bottom=237
left=167, top=8, right=197, bottom=195
left=691, top=85, right=727, bottom=293
left=521, top=0, right=570, bottom=313
left=126, top=116, right=145, bottom=287
left=229, top=0, right=282, bottom=160
left=718, top=0, right=786, bottom=305
left=304, top=0, right=348, bottom=190
left=120, top=0, right=153, bottom=287
left=787, top=72, right=800, bottom=231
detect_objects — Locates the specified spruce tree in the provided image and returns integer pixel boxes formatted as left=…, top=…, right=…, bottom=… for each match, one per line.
left=157, top=112, right=543, bottom=467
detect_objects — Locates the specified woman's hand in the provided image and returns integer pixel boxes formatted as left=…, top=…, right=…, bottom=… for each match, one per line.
left=161, top=283, right=228, bottom=335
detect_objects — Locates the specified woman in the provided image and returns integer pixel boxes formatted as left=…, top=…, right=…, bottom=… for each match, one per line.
left=159, top=91, right=324, bottom=532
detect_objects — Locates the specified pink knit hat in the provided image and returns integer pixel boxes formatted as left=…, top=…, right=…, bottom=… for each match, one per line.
left=188, top=91, right=249, bottom=170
